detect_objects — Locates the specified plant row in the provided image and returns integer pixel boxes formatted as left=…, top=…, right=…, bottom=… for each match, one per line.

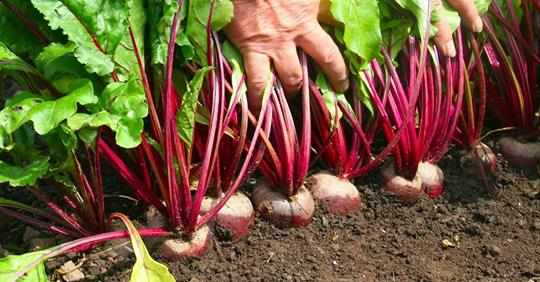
left=0, top=0, right=538, bottom=280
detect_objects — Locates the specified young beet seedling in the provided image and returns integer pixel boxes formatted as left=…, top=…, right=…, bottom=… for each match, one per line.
left=454, top=32, right=497, bottom=189
left=251, top=55, right=315, bottom=228
left=375, top=34, right=465, bottom=202
left=99, top=9, right=269, bottom=258
left=482, top=1, right=540, bottom=170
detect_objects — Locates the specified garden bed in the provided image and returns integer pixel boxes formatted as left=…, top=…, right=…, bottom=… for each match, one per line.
left=7, top=144, right=535, bottom=282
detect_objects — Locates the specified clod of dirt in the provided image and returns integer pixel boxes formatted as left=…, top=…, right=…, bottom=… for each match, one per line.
left=532, top=221, right=540, bottom=231
left=58, top=260, right=85, bottom=282
left=483, top=245, right=502, bottom=257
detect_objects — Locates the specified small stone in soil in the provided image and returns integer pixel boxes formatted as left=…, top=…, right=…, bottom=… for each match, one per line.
left=483, top=245, right=502, bottom=257
left=531, top=221, right=540, bottom=231
left=58, top=260, right=85, bottom=282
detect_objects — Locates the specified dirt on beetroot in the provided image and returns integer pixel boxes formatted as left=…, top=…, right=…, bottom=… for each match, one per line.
left=1, top=141, right=540, bottom=282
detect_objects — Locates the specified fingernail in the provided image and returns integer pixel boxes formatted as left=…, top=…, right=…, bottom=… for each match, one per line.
left=445, top=41, right=456, bottom=57
left=472, top=18, right=483, bottom=33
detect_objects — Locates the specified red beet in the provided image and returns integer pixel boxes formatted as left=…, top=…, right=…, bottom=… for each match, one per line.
left=157, top=225, right=211, bottom=259
left=473, top=142, right=497, bottom=174
left=308, top=172, right=361, bottom=215
left=381, top=164, right=423, bottom=203
left=417, top=162, right=444, bottom=198
left=145, top=207, right=211, bottom=259
left=252, top=181, right=315, bottom=228
left=499, top=137, right=540, bottom=169
left=200, top=192, right=254, bottom=241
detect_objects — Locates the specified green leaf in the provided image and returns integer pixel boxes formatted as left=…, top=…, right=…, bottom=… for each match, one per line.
left=355, top=72, right=375, bottom=115
left=186, top=0, right=234, bottom=63
left=30, top=0, right=130, bottom=76
left=0, top=0, right=53, bottom=58
left=68, top=79, right=148, bottom=148
left=330, top=0, right=382, bottom=63
left=381, top=17, right=413, bottom=59
left=147, top=0, right=181, bottom=65
left=177, top=66, right=212, bottom=147
left=0, top=157, right=49, bottom=187
left=111, top=213, right=175, bottom=282
left=113, top=0, right=146, bottom=81
left=0, top=251, right=48, bottom=282
left=0, top=80, right=97, bottom=142
left=222, top=42, right=246, bottom=109
left=0, top=42, right=40, bottom=75
left=34, top=43, right=88, bottom=81
left=394, top=0, right=430, bottom=37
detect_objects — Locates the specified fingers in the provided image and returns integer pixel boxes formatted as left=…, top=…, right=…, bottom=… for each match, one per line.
left=446, top=0, right=483, bottom=32
left=243, top=51, right=272, bottom=112
left=296, top=25, right=349, bottom=92
left=434, top=18, right=456, bottom=57
left=271, top=44, right=303, bottom=96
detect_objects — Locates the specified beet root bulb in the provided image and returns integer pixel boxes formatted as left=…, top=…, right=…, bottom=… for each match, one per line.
left=416, top=162, right=444, bottom=198
left=309, top=171, right=361, bottom=215
left=381, top=164, right=423, bottom=203
left=498, top=137, right=540, bottom=169
left=252, top=182, right=315, bottom=228
left=144, top=207, right=211, bottom=259
left=157, top=225, right=211, bottom=259
left=472, top=142, right=497, bottom=174
left=201, top=192, right=254, bottom=241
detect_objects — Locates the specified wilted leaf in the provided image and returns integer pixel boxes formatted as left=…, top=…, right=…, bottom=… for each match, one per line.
left=0, top=251, right=48, bottom=282
left=111, top=213, right=175, bottom=282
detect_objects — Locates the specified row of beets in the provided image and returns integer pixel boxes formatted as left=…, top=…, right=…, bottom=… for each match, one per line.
left=1, top=0, right=539, bottom=263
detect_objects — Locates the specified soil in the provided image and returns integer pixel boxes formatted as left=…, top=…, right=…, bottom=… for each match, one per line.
left=3, top=144, right=540, bottom=282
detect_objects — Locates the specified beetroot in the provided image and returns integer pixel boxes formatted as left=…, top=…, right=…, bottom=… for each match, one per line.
left=201, top=192, right=254, bottom=241
left=145, top=206, right=211, bottom=258
left=308, top=172, right=361, bottom=215
left=381, top=164, right=423, bottom=203
left=417, top=162, right=444, bottom=198
left=157, top=225, right=212, bottom=259
left=498, top=137, right=540, bottom=169
left=252, top=182, right=315, bottom=228
left=472, top=143, right=497, bottom=174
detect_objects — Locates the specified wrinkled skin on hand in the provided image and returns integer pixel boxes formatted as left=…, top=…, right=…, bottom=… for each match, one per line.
left=225, top=0, right=348, bottom=111
left=225, top=0, right=482, bottom=110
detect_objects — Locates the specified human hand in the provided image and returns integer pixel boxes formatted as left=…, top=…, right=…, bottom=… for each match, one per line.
left=225, top=0, right=348, bottom=111
left=433, top=0, right=483, bottom=57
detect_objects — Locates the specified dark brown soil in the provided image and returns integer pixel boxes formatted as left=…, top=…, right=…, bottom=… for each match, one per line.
left=6, top=145, right=540, bottom=282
